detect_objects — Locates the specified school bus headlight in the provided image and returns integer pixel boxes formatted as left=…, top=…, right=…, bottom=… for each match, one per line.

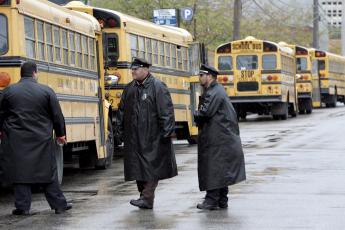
left=262, top=75, right=268, bottom=81
left=116, top=92, right=122, bottom=98
left=228, top=75, right=234, bottom=82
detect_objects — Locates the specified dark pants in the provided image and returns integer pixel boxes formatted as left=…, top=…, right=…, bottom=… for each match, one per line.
left=136, top=180, right=158, bottom=205
left=205, top=187, right=229, bottom=205
left=14, top=177, right=67, bottom=211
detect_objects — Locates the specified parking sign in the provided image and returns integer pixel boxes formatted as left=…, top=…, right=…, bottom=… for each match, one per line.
left=180, top=7, right=193, bottom=22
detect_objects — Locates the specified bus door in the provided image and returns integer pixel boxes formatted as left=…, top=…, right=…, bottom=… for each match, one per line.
left=311, top=59, right=321, bottom=107
left=234, top=54, right=260, bottom=96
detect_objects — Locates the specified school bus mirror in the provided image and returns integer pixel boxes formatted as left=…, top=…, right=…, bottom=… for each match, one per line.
left=105, top=75, right=119, bottom=85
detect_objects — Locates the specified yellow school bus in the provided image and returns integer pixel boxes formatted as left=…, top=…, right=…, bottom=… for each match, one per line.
left=279, top=43, right=315, bottom=114
left=0, top=0, right=113, bottom=183
left=66, top=1, right=203, bottom=145
left=215, top=36, right=298, bottom=120
left=310, top=49, right=345, bottom=107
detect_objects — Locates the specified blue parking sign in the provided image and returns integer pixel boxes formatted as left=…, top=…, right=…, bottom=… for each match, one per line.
left=180, top=7, right=193, bottom=22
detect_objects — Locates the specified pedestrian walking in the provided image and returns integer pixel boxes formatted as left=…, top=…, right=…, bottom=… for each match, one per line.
left=194, top=64, right=246, bottom=210
left=116, top=57, right=177, bottom=209
left=0, top=61, right=72, bottom=215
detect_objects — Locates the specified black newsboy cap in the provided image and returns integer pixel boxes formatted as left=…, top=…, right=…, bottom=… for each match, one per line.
left=131, top=57, right=151, bottom=69
left=199, top=64, right=219, bottom=76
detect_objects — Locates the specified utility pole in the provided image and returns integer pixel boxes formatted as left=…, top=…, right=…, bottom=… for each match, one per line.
left=233, top=0, right=242, bottom=41
left=313, top=0, right=319, bottom=49
left=341, top=0, right=345, bottom=56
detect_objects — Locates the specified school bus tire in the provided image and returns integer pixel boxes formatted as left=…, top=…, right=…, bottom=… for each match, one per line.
left=54, top=143, right=64, bottom=185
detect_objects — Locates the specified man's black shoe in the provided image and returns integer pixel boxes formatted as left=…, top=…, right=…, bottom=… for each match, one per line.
left=55, top=203, right=72, bottom=214
left=197, top=201, right=218, bottom=210
left=130, top=199, right=153, bottom=209
left=12, top=209, right=30, bottom=216
left=218, top=202, right=228, bottom=209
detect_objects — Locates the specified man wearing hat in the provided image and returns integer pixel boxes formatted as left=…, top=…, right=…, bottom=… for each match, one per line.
left=116, top=57, right=177, bottom=209
left=194, top=64, right=246, bottom=210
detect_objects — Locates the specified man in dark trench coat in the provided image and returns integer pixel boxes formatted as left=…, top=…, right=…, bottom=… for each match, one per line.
left=194, top=64, right=246, bottom=210
left=116, top=57, right=177, bottom=209
left=0, top=61, right=72, bottom=215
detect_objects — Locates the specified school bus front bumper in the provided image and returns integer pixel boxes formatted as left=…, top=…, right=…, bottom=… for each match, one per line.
left=229, top=95, right=282, bottom=103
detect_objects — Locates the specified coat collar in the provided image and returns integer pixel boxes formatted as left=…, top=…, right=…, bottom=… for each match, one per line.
left=19, top=77, right=37, bottom=83
left=135, top=73, right=153, bottom=88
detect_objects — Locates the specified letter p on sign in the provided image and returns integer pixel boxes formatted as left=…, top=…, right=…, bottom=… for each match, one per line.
left=180, top=7, right=193, bottom=21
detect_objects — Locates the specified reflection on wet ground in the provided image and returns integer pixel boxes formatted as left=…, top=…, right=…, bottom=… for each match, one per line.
left=1, top=106, right=345, bottom=229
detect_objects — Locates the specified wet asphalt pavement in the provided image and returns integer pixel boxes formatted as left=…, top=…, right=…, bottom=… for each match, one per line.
left=1, top=105, right=345, bottom=229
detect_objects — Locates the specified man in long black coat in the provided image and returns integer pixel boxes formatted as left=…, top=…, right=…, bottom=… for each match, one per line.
left=0, top=61, right=71, bottom=215
left=116, top=57, right=177, bottom=209
left=194, top=64, right=246, bottom=210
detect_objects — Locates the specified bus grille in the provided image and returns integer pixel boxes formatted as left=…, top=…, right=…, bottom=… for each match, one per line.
left=237, top=82, right=259, bottom=91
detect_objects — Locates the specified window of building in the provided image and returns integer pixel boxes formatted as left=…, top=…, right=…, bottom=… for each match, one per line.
left=24, top=17, right=36, bottom=59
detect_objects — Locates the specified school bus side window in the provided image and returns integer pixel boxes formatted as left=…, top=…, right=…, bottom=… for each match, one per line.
left=138, top=36, right=145, bottom=59
left=53, top=26, right=61, bottom=63
left=82, top=35, right=89, bottom=69
left=24, top=17, right=36, bottom=59
left=165, top=43, right=171, bottom=67
left=89, top=38, right=96, bottom=70
left=76, top=33, right=82, bottom=67
left=46, top=24, right=53, bottom=62
left=69, top=32, right=76, bottom=66
left=171, top=45, right=177, bottom=69
left=177, top=46, right=182, bottom=70
left=159, top=41, right=164, bottom=66
left=37, top=20, right=45, bottom=61
left=0, top=14, right=8, bottom=55
left=218, top=56, right=232, bottom=70
left=152, top=39, right=158, bottom=65
left=130, top=34, right=138, bottom=58
left=145, top=38, right=152, bottom=64
left=262, top=54, right=276, bottom=70
left=182, top=47, right=188, bottom=71
left=62, top=29, right=68, bottom=65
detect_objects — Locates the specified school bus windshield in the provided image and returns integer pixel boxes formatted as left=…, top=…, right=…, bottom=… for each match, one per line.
left=236, top=55, right=258, bottom=70
left=297, top=57, right=308, bottom=71
left=218, top=56, right=232, bottom=70
left=0, top=14, right=8, bottom=55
